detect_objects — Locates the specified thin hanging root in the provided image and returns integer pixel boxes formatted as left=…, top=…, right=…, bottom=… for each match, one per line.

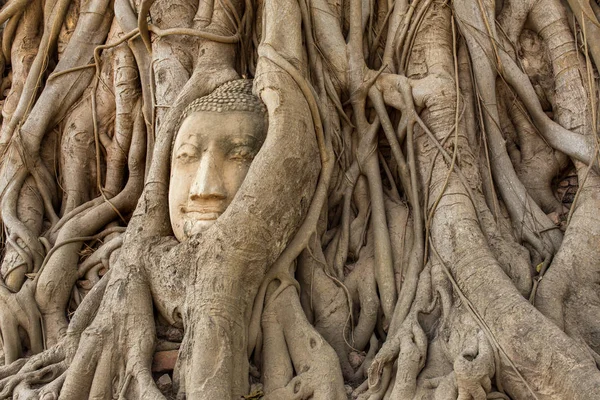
left=381, top=0, right=417, bottom=70
left=368, top=5, right=394, bottom=63
left=46, top=63, right=96, bottom=81
left=332, top=189, right=351, bottom=278
left=138, top=0, right=241, bottom=54
left=368, top=86, right=412, bottom=201
left=345, top=72, right=398, bottom=328
left=398, top=0, right=434, bottom=72
left=567, top=0, right=600, bottom=69
left=138, top=0, right=156, bottom=53
left=148, top=24, right=240, bottom=42
left=379, top=151, right=401, bottom=200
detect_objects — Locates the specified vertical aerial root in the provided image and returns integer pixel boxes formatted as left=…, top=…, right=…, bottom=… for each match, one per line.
left=106, top=44, right=140, bottom=196
left=349, top=176, right=370, bottom=260
left=498, top=83, right=564, bottom=215
left=2, top=0, right=72, bottom=144
left=0, top=0, right=41, bottom=148
left=263, top=285, right=346, bottom=400
left=1, top=170, right=45, bottom=278
left=297, top=241, right=355, bottom=379
left=345, top=235, right=379, bottom=352
left=364, top=262, right=434, bottom=399
left=261, top=287, right=293, bottom=394
left=2, top=175, right=44, bottom=292
left=59, top=94, right=101, bottom=216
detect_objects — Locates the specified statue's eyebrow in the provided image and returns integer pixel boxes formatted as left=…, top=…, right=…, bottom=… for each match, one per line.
left=221, top=136, right=260, bottom=151
left=174, top=141, right=200, bottom=153
left=224, top=133, right=260, bottom=145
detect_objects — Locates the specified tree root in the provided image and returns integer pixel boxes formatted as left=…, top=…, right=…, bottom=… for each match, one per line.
left=263, top=284, right=345, bottom=400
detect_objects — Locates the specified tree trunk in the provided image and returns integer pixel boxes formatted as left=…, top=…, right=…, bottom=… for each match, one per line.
left=0, top=0, right=598, bottom=399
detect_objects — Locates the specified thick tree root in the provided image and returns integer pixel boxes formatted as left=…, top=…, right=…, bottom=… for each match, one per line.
left=263, top=284, right=346, bottom=400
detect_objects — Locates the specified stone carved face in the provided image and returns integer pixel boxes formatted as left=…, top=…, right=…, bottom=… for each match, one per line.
left=169, top=111, right=267, bottom=241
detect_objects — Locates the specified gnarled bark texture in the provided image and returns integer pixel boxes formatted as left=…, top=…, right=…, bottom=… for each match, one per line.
left=0, top=0, right=598, bottom=399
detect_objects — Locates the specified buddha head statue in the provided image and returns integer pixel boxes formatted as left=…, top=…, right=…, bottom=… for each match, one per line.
left=169, top=79, right=267, bottom=241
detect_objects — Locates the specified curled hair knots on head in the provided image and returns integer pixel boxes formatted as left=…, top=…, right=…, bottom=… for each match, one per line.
left=178, top=79, right=267, bottom=125
left=171, top=79, right=269, bottom=154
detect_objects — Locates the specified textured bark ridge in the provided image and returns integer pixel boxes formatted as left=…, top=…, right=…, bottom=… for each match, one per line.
left=0, top=0, right=598, bottom=399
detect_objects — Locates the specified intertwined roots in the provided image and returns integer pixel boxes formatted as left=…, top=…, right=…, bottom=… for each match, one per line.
left=0, top=0, right=598, bottom=399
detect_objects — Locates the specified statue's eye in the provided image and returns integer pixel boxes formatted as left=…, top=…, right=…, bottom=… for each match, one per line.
left=229, top=146, right=255, bottom=161
left=175, top=151, right=198, bottom=163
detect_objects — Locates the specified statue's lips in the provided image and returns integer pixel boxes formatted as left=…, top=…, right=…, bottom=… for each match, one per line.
left=181, top=206, right=224, bottom=220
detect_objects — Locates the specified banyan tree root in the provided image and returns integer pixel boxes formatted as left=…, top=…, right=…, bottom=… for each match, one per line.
left=296, top=200, right=409, bottom=384
left=0, top=268, right=110, bottom=399
left=0, top=280, right=43, bottom=365
left=1, top=0, right=600, bottom=399
left=262, top=284, right=345, bottom=400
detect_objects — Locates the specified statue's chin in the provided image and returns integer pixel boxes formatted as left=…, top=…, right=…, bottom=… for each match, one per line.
left=183, top=219, right=216, bottom=238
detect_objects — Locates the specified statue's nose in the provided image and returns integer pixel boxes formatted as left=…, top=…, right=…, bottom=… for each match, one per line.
left=189, top=150, right=227, bottom=201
